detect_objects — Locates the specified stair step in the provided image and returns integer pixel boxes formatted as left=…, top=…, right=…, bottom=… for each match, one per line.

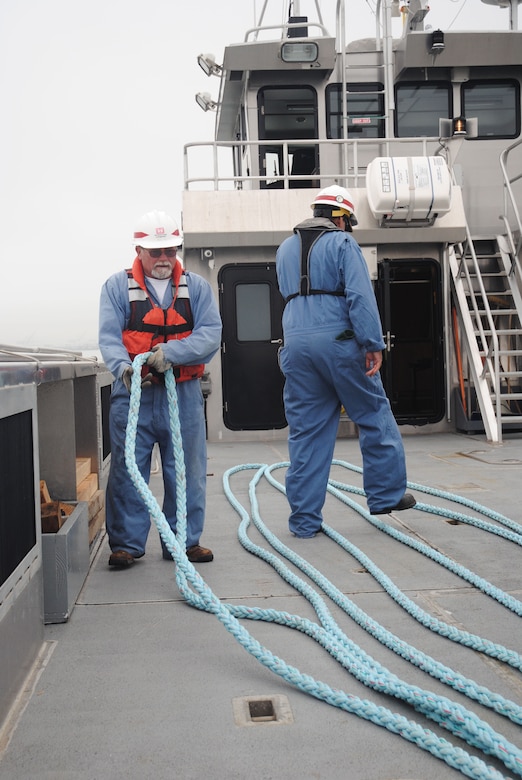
left=465, top=269, right=505, bottom=275
left=479, top=349, right=522, bottom=356
left=464, top=291, right=512, bottom=299
left=497, top=392, right=522, bottom=400
left=500, top=415, right=522, bottom=423
left=474, top=329, right=521, bottom=336
left=475, top=310, right=519, bottom=316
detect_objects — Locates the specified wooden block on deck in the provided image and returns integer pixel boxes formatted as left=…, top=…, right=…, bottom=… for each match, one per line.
left=76, top=457, right=92, bottom=486
left=40, top=481, right=52, bottom=503
left=87, top=489, right=104, bottom=521
left=41, top=501, right=75, bottom=533
left=77, top=472, right=98, bottom=502
left=88, top=504, right=106, bottom=545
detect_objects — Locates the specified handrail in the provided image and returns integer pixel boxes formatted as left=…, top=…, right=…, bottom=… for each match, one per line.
left=499, top=138, right=522, bottom=263
left=453, top=230, right=502, bottom=439
left=183, top=135, right=439, bottom=191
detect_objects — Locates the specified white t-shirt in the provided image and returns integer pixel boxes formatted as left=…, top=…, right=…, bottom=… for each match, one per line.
left=146, top=277, right=170, bottom=304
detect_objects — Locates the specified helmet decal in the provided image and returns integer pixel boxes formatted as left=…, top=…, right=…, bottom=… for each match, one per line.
left=133, top=210, right=183, bottom=247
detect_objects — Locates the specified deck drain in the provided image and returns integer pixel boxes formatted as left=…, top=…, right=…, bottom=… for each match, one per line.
left=232, top=694, right=293, bottom=727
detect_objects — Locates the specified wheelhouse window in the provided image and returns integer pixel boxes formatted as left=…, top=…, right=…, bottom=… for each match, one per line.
left=326, top=83, right=384, bottom=138
left=461, top=80, right=520, bottom=139
left=395, top=82, right=452, bottom=137
left=257, top=86, right=318, bottom=188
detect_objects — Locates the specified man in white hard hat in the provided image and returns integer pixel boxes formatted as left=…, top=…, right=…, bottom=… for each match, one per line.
left=275, top=186, right=415, bottom=537
left=99, top=210, right=222, bottom=567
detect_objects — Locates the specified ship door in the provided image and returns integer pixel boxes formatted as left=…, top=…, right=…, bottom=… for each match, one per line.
left=376, top=258, right=444, bottom=425
left=218, top=263, right=286, bottom=431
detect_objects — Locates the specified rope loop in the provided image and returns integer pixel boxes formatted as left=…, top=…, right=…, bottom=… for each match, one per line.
left=125, top=354, right=522, bottom=780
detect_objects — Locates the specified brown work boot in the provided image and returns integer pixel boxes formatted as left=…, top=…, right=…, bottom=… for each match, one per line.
left=186, top=545, right=214, bottom=563
left=108, top=550, right=135, bottom=568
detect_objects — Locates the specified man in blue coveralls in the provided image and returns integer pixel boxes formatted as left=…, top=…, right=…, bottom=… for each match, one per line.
left=276, top=186, right=415, bottom=538
left=99, top=210, right=222, bottom=567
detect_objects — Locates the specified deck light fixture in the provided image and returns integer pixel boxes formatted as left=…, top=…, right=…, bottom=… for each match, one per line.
left=195, top=92, right=217, bottom=112
left=439, top=116, right=478, bottom=139
left=197, top=53, right=222, bottom=77
left=281, top=41, right=318, bottom=63
left=452, top=116, right=467, bottom=135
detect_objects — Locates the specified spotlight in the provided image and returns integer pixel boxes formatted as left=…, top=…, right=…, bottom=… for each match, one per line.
left=195, top=92, right=217, bottom=112
left=197, top=53, right=222, bottom=77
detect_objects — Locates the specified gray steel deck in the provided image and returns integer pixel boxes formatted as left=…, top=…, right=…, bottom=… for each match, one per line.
left=1, top=432, right=521, bottom=780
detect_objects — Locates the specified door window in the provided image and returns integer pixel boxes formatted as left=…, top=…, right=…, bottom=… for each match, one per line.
left=326, top=82, right=384, bottom=138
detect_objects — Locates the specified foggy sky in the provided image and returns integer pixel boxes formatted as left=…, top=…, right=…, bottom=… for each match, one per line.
left=0, top=0, right=507, bottom=349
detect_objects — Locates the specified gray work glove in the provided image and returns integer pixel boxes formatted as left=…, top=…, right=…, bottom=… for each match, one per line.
left=121, top=366, right=153, bottom=393
left=122, top=366, right=133, bottom=393
left=146, top=345, right=172, bottom=374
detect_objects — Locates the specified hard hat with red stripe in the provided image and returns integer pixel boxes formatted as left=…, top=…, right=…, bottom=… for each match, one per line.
left=133, top=210, right=183, bottom=248
left=311, top=185, right=357, bottom=224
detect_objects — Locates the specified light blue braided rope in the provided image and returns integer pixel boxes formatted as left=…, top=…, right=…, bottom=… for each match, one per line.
left=222, top=465, right=522, bottom=777
left=325, top=461, right=522, bottom=617
left=124, top=355, right=521, bottom=780
left=232, top=464, right=522, bottom=723
left=261, top=463, right=522, bottom=668
left=332, top=459, right=522, bottom=540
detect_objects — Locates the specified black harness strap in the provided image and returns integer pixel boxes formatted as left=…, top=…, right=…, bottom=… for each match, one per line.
left=285, top=228, right=345, bottom=304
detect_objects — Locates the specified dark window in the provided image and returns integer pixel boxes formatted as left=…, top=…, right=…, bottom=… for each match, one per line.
left=258, top=86, right=319, bottom=189
left=326, top=83, right=384, bottom=138
left=395, top=82, right=452, bottom=137
left=236, top=283, right=271, bottom=341
left=461, top=80, right=520, bottom=139
left=258, top=86, right=317, bottom=140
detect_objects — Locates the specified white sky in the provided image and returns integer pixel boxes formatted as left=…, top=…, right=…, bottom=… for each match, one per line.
left=0, top=0, right=512, bottom=349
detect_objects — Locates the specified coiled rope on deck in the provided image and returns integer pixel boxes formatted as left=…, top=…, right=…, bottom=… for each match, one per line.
left=125, top=355, right=522, bottom=780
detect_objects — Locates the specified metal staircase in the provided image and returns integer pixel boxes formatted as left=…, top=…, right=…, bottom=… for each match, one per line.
left=449, top=233, right=522, bottom=443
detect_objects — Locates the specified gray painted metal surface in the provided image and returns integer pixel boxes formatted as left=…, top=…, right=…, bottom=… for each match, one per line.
left=0, top=432, right=521, bottom=779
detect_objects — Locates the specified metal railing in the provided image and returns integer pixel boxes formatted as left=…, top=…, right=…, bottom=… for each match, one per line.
left=451, top=232, right=502, bottom=442
left=183, top=136, right=441, bottom=191
left=499, top=138, right=522, bottom=264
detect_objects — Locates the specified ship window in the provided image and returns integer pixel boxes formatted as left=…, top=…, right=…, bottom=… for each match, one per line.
left=461, top=80, right=520, bottom=139
left=235, top=283, right=271, bottom=341
left=259, top=86, right=317, bottom=140
left=258, top=86, right=318, bottom=189
left=395, top=82, right=452, bottom=137
left=326, top=83, right=384, bottom=138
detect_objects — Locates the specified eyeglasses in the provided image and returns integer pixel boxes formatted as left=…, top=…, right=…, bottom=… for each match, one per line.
left=146, top=248, right=177, bottom=258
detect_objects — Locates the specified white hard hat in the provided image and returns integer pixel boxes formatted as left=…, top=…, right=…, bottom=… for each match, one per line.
left=133, top=210, right=183, bottom=248
left=312, top=185, right=357, bottom=224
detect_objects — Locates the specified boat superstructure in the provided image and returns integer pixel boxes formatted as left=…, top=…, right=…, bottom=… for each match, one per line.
left=181, top=0, right=522, bottom=444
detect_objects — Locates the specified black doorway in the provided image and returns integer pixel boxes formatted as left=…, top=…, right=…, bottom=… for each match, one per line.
left=376, top=258, right=445, bottom=425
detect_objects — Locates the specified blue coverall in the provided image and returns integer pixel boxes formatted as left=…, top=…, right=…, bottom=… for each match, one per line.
left=99, top=266, right=222, bottom=557
left=276, top=218, right=407, bottom=536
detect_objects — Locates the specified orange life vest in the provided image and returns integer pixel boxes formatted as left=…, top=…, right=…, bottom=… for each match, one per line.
left=122, top=258, right=205, bottom=383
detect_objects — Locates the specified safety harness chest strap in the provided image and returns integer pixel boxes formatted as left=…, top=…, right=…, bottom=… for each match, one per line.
left=284, top=228, right=345, bottom=303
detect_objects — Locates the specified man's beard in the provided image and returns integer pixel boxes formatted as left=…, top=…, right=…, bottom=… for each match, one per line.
left=151, top=265, right=172, bottom=279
